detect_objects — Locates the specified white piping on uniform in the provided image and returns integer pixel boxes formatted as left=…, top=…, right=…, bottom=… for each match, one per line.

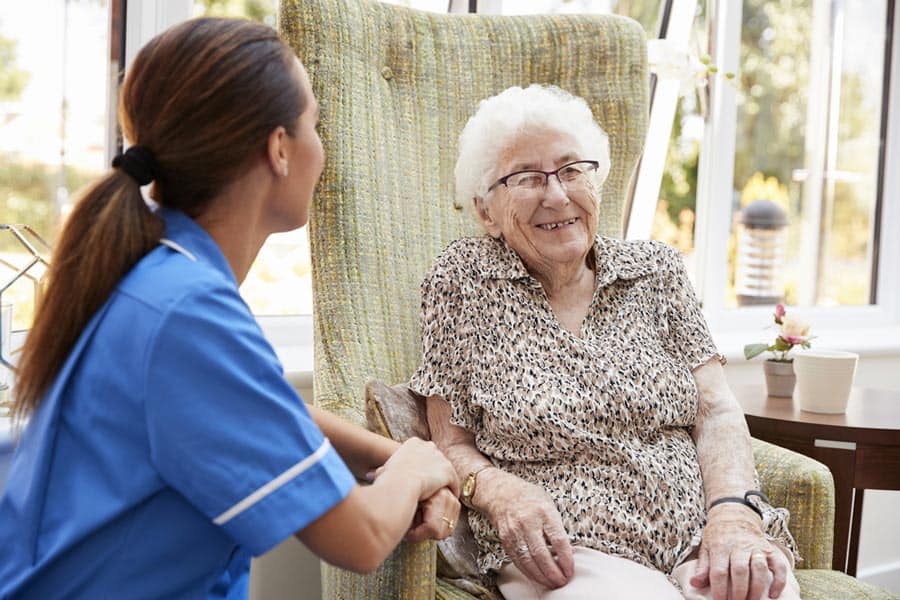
left=213, top=438, right=333, bottom=526
left=159, top=238, right=198, bottom=262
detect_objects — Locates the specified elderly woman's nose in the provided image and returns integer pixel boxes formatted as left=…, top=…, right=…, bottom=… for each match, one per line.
left=541, top=175, right=570, bottom=205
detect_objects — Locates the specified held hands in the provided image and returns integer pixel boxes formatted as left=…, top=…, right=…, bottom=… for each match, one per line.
left=691, top=504, right=789, bottom=600
left=405, top=487, right=459, bottom=542
left=378, top=437, right=461, bottom=498
left=479, top=470, right=574, bottom=589
left=371, top=438, right=461, bottom=542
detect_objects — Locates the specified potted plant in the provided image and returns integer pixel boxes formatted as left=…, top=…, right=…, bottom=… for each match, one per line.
left=744, top=304, right=813, bottom=397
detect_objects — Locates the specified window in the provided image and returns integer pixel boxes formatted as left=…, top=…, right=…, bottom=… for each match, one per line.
left=695, top=0, right=900, bottom=342
left=1, top=0, right=112, bottom=330
left=729, top=0, right=888, bottom=309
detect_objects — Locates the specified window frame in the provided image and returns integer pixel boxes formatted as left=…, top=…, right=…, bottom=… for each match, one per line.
left=693, top=0, right=900, bottom=355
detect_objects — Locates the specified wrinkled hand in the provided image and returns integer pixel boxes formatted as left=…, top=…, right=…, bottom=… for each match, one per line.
left=405, top=487, right=461, bottom=543
left=691, top=504, right=789, bottom=600
left=377, top=438, right=461, bottom=499
left=480, top=470, right=574, bottom=589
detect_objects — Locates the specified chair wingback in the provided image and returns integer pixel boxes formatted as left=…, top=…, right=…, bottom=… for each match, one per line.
left=280, top=0, right=648, bottom=425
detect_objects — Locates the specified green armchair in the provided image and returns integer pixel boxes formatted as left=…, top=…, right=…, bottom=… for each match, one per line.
left=280, top=0, right=897, bottom=598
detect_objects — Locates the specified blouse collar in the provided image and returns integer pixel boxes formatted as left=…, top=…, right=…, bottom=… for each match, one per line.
left=475, top=235, right=658, bottom=290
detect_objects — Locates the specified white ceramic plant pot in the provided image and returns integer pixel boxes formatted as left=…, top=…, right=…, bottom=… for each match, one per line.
left=794, top=350, right=859, bottom=414
left=763, top=360, right=796, bottom=398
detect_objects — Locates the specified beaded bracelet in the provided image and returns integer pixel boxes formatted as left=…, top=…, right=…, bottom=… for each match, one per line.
left=708, top=490, right=769, bottom=519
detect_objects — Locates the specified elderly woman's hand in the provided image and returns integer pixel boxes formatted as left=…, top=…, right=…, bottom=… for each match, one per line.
left=478, top=468, right=574, bottom=589
left=690, top=504, right=790, bottom=600
left=404, top=487, right=461, bottom=543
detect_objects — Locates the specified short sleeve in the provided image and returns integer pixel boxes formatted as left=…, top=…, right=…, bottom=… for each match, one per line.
left=659, top=244, right=726, bottom=370
left=143, top=283, right=356, bottom=556
left=408, top=266, right=480, bottom=432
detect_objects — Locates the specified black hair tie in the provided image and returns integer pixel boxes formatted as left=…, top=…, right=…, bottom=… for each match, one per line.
left=112, top=145, right=159, bottom=186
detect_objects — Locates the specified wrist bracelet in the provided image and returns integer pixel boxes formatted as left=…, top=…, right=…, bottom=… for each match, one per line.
left=708, top=490, right=769, bottom=519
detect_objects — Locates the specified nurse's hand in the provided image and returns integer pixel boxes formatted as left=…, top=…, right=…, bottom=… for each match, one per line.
left=405, top=487, right=460, bottom=542
left=379, top=437, right=461, bottom=499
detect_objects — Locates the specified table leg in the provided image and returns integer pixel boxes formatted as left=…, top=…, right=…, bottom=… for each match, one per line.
left=809, top=445, right=856, bottom=573
left=846, top=488, right=864, bottom=576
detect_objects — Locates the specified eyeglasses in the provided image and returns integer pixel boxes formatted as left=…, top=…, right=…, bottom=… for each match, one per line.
left=486, top=160, right=601, bottom=196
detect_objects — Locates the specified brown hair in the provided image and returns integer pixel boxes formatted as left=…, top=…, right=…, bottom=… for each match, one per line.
left=13, top=18, right=305, bottom=420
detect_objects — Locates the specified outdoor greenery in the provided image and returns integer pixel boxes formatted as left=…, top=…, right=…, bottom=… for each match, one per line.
left=0, top=34, right=28, bottom=101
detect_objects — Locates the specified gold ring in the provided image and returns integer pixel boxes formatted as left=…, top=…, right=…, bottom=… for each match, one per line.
left=751, top=552, right=767, bottom=562
left=441, top=516, right=456, bottom=530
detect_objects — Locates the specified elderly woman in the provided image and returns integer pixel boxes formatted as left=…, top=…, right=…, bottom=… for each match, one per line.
left=409, top=85, right=800, bottom=600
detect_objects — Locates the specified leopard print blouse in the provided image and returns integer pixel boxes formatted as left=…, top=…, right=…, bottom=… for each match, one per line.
left=409, top=235, right=798, bottom=578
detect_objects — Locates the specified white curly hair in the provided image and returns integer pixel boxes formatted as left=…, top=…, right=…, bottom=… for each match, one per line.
left=454, top=84, right=611, bottom=209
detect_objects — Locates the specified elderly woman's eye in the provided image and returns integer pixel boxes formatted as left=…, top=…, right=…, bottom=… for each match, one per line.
left=513, top=173, right=545, bottom=188
left=558, top=166, right=582, bottom=181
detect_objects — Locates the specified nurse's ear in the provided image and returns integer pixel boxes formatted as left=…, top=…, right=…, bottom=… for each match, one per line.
left=266, top=125, right=290, bottom=178
left=474, top=196, right=502, bottom=239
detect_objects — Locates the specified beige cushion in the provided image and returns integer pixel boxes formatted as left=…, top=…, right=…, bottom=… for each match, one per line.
left=364, top=381, right=485, bottom=585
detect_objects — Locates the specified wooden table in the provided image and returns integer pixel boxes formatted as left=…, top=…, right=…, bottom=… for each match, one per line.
left=734, top=384, right=900, bottom=576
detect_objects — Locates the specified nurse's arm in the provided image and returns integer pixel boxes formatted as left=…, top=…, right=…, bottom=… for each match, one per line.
left=295, top=437, right=460, bottom=573
left=307, top=404, right=399, bottom=479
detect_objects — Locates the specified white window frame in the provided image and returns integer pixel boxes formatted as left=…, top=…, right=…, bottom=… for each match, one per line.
left=694, top=0, right=900, bottom=357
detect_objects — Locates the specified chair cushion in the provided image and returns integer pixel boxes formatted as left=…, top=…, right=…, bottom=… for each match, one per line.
left=795, top=569, right=900, bottom=599
left=365, top=381, right=499, bottom=599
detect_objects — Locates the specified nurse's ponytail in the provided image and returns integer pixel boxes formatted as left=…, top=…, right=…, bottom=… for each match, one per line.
left=13, top=169, right=163, bottom=420
left=13, top=17, right=306, bottom=420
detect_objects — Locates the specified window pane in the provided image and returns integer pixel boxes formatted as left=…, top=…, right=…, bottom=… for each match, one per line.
left=821, top=0, right=886, bottom=306
left=1, top=0, right=110, bottom=329
left=727, top=0, right=886, bottom=308
left=193, top=0, right=277, bottom=25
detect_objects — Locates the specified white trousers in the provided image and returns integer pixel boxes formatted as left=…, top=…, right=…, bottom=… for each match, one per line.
left=496, top=546, right=801, bottom=600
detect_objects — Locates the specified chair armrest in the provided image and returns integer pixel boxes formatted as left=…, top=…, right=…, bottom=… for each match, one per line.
left=321, top=541, right=436, bottom=599
left=752, top=438, right=835, bottom=569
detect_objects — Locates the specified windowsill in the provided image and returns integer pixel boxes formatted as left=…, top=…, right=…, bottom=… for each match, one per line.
left=713, top=325, right=900, bottom=363
left=272, top=344, right=315, bottom=390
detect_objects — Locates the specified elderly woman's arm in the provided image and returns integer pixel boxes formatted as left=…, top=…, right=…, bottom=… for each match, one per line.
left=690, top=360, right=791, bottom=600
left=426, top=394, right=574, bottom=589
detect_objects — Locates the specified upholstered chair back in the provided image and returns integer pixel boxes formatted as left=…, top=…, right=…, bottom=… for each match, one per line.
left=280, top=0, right=647, bottom=597
left=280, top=0, right=647, bottom=421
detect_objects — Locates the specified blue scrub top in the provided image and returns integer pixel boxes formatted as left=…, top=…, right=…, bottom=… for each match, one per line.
left=0, top=208, right=356, bottom=599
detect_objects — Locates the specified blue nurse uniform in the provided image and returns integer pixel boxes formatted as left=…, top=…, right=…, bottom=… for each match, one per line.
left=0, top=208, right=356, bottom=599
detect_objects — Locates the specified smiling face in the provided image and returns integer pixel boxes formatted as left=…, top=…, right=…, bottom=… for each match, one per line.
left=475, top=128, right=601, bottom=278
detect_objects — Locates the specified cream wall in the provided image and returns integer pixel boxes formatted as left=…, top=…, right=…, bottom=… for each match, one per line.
left=251, top=359, right=900, bottom=598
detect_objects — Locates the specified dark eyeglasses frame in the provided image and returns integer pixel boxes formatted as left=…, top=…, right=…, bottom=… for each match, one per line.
left=486, top=160, right=601, bottom=194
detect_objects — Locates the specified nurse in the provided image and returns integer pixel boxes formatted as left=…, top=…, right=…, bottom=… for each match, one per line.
left=0, top=17, right=459, bottom=599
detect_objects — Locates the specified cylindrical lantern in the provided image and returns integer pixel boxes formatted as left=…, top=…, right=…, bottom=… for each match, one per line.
left=735, top=199, right=788, bottom=306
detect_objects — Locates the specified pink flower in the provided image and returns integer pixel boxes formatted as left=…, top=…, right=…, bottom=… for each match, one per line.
left=744, top=304, right=814, bottom=362
left=780, top=314, right=811, bottom=341
left=774, top=303, right=786, bottom=324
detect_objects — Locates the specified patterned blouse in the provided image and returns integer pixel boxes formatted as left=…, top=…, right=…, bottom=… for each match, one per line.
left=409, top=235, right=798, bottom=578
